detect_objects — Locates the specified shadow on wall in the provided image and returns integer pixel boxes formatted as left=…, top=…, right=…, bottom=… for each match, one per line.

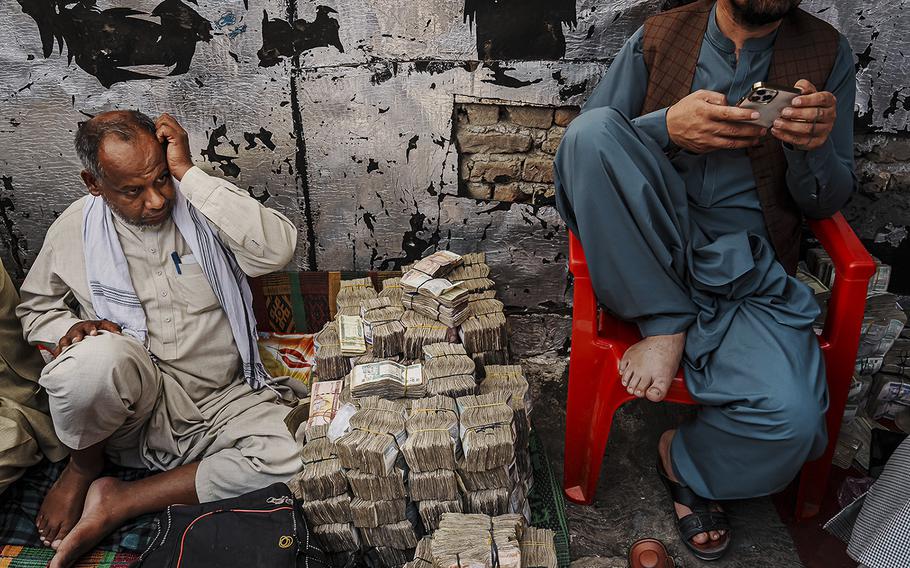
left=463, top=0, right=577, bottom=60
left=17, top=0, right=212, bottom=88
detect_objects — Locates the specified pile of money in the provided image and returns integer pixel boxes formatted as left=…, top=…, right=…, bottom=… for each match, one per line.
left=337, top=277, right=378, bottom=315
left=417, top=499, right=463, bottom=532
left=351, top=497, right=407, bottom=528
left=350, top=361, right=426, bottom=399
left=315, top=320, right=351, bottom=381
left=402, top=310, right=457, bottom=360
left=880, top=339, right=910, bottom=377
left=346, top=467, right=408, bottom=501
left=854, top=294, right=907, bottom=375
left=457, top=465, right=512, bottom=493
left=409, top=250, right=464, bottom=277
left=379, top=277, right=404, bottom=306
left=360, top=520, right=419, bottom=549
left=302, top=493, right=353, bottom=525
left=313, top=523, right=361, bottom=553
left=296, top=425, right=349, bottom=501
left=471, top=349, right=512, bottom=379
left=403, top=537, right=433, bottom=568
left=431, top=513, right=524, bottom=568
left=520, top=527, right=558, bottom=568
left=372, top=547, right=415, bottom=568
left=338, top=314, right=368, bottom=356
left=447, top=263, right=496, bottom=294
left=463, top=487, right=510, bottom=516
left=807, top=248, right=892, bottom=296
left=460, top=296, right=509, bottom=354
left=402, top=396, right=460, bottom=472
left=336, top=397, right=407, bottom=475
left=480, top=366, right=532, bottom=485
left=401, top=270, right=470, bottom=327
left=409, top=469, right=460, bottom=501
left=461, top=252, right=486, bottom=266
left=423, top=343, right=477, bottom=398
left=307, top=379, right=344, bottom=430
left=457, top=392, right=514, bottom=471
left=362, top=297, right=406, bottom=357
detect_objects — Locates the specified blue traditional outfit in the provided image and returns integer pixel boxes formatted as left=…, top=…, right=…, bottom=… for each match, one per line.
left=554, top=5, right=855, bottom=499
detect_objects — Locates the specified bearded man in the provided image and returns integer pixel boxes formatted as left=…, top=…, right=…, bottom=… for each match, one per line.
left=17, top=110, right=301, bottom=568
left=554, top=0, right=854, bottom=560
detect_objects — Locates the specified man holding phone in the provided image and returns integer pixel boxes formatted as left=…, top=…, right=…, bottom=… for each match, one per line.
left=555, top=0, right=854, bottom=560
left=17, top=110, right=301, bottom=568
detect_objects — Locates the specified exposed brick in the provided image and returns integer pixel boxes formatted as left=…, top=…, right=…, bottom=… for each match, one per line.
left=554, top=107, right=580, bottom=127
left=493, top=183, right=528, bottom=202
left=523, top=157, right=555, bottom=183
left=464, top=104, right=500, bottom=126
left=868, top=138, right=910, bottom=163
left=460, top=156, right=474, bottom=180
left=541, top=126, right=566, bottom=154
left=465, top=182, right=493, bottom=200
left=457, top=128, right=533, bottom=154
left=471, top=159, right=522, bottom=183
left=519, top=182, right=554, bottom=204
left=505, top=106, right=554, bottom=129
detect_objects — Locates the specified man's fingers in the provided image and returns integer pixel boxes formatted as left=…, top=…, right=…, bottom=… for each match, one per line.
left=771, top=127, right=820, bottom=150
left=793, top=79, right=817, bottom=95
left=698, top=90, right=728, bottom=106
left=100, top=320, right=122, bottom=333
left=708, top=136, right=762, bottom=150
left=781, top=106, right=833, bottom=122
left=707, top=103, right=761, bottom=122
left=792, top=91, right=835, bottom=109
left=714, top=122, right=767, bottom=139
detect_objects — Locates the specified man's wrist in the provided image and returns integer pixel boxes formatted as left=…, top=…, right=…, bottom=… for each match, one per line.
left=170, top=161, right=194, bottom=181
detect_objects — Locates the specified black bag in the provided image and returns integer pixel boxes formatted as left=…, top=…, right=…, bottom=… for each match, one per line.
left=133, top=483, right=330, bottom=568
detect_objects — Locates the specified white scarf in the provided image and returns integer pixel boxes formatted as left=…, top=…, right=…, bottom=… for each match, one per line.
left=82, top=186, right=271, bottom=390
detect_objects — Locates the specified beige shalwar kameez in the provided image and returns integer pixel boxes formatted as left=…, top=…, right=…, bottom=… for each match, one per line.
left=16, top=166, right=302, bottom=502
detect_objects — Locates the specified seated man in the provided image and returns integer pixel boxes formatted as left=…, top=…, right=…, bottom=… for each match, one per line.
left=1, top=259, right=67, bottom=494
left=554, top=0, right=854, bottom=561
left=17, top=110, right=302, bottom=568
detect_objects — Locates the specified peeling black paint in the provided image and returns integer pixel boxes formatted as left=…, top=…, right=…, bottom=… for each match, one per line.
left=18, top=0, right=212, bottom=88
left=0, top=176, right=26, bottom=278
left=367, top=159, right=382, bottom=173
left=464, top=0, right=577, bottom=60
left=201, top=123, right=241, bottom=178
left=243, top=127, right=277, bottom=150
left=406, top=135, right=419, bottom=162
left=371, top=62, right=398, bottom=85
left=378, top=209, right=442, bottom=270
left=481, top=62, right=542, bottom=89
left=258, top=6, right=344, bottom=68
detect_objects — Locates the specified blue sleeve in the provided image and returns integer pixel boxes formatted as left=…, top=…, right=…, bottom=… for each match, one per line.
left=782, top=34, right=856, bottom=218
left=583, top=27, right=671, bottom=149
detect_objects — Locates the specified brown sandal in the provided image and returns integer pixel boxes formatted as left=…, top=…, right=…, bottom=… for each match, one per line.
left=628, top=538, right=674, bottom=568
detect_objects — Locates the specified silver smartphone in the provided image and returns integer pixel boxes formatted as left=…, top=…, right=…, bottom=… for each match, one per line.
left=737, top=82, right=802, bottom=128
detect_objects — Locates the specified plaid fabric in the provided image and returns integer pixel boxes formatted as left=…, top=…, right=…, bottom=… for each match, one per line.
left=0, top=546, right=138, bottom=567
left=250, top=271, right=401, bottom=333
left=640, top=0, right=840, bottom=274
left=0, top=460, right=157, bottom=552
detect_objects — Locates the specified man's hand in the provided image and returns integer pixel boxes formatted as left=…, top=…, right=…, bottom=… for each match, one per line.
left=667, top=90, right=767, bottom=154
left=771, top=79, right=836, bottom=151
left=53, top=320, right=121, bottom=357
left=155, top=113, right=194, bottom=181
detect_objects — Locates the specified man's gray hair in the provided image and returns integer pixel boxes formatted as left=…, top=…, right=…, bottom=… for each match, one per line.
left=74, top=110, right=156, bottom=179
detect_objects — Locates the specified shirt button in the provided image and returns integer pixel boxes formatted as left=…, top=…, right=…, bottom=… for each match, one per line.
left=161, top=291, right=168, bottom=297
left=150, top=248, right=157, bottom=254
left=165, top=317, right=172, bottom=323
left=156, top=270, right=163, bottom=276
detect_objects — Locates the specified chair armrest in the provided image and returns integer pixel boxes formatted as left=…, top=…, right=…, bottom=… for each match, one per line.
left=807, top=212, right=876, bottom=350
left=568, top=231, right=590, bottom=279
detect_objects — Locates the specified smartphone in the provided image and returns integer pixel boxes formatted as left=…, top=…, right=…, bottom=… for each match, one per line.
left=736, top=82, right=802, bottom=128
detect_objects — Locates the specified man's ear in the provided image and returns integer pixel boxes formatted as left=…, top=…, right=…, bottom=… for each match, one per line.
left=81, top=170, right=102, bottom=196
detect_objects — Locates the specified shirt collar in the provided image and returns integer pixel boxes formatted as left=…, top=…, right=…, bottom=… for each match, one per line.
left=706, top=3, right=780, bottom=54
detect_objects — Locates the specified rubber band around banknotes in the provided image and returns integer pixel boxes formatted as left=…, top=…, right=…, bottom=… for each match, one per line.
left=460, top=401, right=509, bottom=410
left=410, top=407, right=458, bottom=417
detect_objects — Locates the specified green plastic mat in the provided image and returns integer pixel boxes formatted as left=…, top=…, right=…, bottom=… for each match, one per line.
left=528, top=427, right=571, bottom=567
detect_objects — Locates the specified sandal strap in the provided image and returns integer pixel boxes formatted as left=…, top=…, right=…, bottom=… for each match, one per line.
left=678, top=510, right=730, bottom=541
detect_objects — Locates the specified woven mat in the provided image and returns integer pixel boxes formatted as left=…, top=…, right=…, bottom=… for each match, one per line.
left=0, top=546, right=137, bottom=568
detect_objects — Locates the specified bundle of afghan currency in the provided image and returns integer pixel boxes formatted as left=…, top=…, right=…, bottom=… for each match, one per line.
left=408, top=250, right=464, bottom=278
left=296, top=424, right=349, bottom=501
left=361, top=297, right=406, bottom=357
left=471, top=349, right=511, bottom=379
left=807, top=248, right=891, bottom=296
left=313, top=523, right=361, bottom=553
left=479, top=365, right=532, bottom=483
left=350, top=361, right=426, bottom=399
left=431, top=513, right=524, bottom=568
left=520, top=527, right=558, bottom=568
left=370, top=546, right=415, bottom=568
left=302, top=493, right=353, bottom=525
left=402, top=311, right=457, bottom=360
left=422, top=343, right=477, bottom=398
left=336, top=396, right=407, bottom=475
left=337, top=314, right=367, bottom=357
left=457, top=392, right=514, bottom=471
left=307, top=379, right=344, bottom=430
left=460, top=295, right=509, bottom=355
left=867, top=373, right=910, bottom=420
left=337, top=277, right=378, bottom=316
left=351, top=496, right=407, bottom=528
left=346, top=466, right=408, bottom=501
left=417, top=499, right=463, bottom=532
left=360, top=519, right=420, bottom=550
left=315, top=320, right=351, bottom=380
left=853, top=294, right=907, bottom=375
left=447, top=263, right=496, bottom=295
left=379, top=276, right=404, bottom=306
left=402, top=536, right=433, bottom=568
left=409, top=469, right=460, bottom=501
left=401, top=271, right=470, bottom=327
left=880, top=339, right=910, bottom=377
left=402, top=396, right=460, bottom=472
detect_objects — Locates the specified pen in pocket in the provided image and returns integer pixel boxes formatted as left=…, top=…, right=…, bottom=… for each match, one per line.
left=171, top=251, right=182, bottom=275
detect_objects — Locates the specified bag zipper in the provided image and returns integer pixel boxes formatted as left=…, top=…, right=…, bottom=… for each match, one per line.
left=175, top=506, right=295, bottom=568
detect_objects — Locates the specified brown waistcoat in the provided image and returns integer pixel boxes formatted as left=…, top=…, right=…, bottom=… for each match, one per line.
left=639, top=0, right=840, bottom=274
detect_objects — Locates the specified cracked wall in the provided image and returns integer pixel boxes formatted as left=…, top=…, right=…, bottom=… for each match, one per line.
left=1, top=0, right=908, bottom=357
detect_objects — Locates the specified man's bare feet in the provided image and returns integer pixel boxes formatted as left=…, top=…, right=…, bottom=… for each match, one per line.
left=48, top=477, right=130, bottom=568
left=659, top=430, right=726, bottom=545
left=36, top=460, right=101, bottom=548
left=620, top=332, right=685, bottom=402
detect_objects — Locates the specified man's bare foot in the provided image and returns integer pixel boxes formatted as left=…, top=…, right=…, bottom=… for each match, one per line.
left=48, top=477, right=131, bottom=568
left=659, top=430, right=726, bottom=545
left=36, top=460, right=101, bottom=548
left=619, top=332, right=685, bottom=402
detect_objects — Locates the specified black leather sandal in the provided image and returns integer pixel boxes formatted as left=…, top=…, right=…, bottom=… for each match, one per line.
left=656, top=458, right=731, bottom=561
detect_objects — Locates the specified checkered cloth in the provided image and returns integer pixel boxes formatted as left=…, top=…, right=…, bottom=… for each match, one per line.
left=826, top=437, right=910, bottom=567
left=0, top=460, right=157, bottom=552
left=0, top=546, right=138, bottom=568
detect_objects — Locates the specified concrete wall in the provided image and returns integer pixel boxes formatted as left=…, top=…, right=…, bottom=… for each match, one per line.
left=2, top=0, right=908, bottom=358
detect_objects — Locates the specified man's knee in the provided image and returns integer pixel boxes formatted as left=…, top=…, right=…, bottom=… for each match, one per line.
left=756, top=391, right=826, bottom=450
left=560, top=106, right=629, bottom=153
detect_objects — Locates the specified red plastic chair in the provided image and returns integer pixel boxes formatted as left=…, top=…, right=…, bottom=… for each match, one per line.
left=563, top=212, right=876, bottom=519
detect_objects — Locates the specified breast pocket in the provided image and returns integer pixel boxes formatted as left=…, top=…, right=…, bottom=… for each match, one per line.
left=172, top=261, right=221, bottom=315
